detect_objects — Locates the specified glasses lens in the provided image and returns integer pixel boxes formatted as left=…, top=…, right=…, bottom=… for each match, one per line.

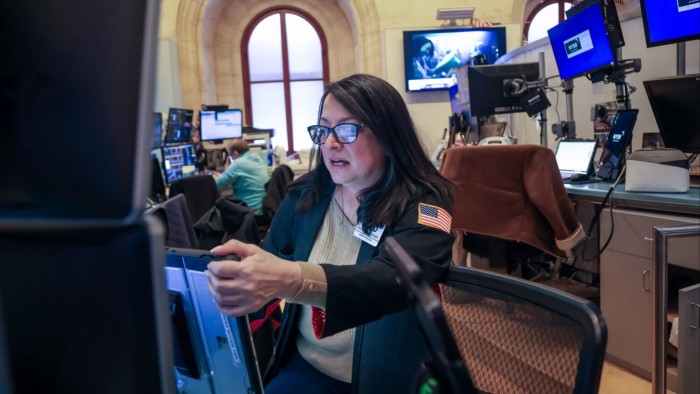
left=308, top=125, right=328, bottom=144
left=334, top=124, right=358, bottom=143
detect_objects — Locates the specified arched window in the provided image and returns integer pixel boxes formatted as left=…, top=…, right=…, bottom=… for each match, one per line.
left=241, top=8, right=329, bottom=154
left=523, top=1, right=572, bottom=43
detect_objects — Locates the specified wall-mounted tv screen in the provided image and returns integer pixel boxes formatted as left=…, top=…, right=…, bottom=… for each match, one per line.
left=547, top=1, right=615, bottom=80
left=403, top=27, right=506, bottom=92
left=641, top=0, right=700, bottom=47
left=165, top=108, right=194, bottom=144
left=199, top=109, right=243, bottom=144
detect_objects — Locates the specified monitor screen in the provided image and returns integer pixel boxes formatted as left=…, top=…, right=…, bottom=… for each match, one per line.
left=464, top=62, right=540, bottom=117
left=165, top=108, right=194, bottom=144
left=547, top=1, right=615, bottom=80
left=161, top=143, right=199, bottom=186
left=643, top=74, right=700, bottom=154
left=597, top=109, right=639, bottom=180
left=641, top=0, right=700, bottom=47
left=152, top=112, right=163, bottom=149
left=199, top=109, right=243, bottom=143
left=403, top=27, right=506, bottom=92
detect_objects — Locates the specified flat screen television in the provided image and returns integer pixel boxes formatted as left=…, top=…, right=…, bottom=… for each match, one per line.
left=165, top=108, right=194, bottom=144
left=403, top=27, right=506, bottom=92
left=643, top=74, right=700, bottom=154
left=547, top=1, right=615, bottom=80
left=641, top=0, right=700, bottom=47
left=465, top=62, right=541, bottom=117
left=199, top=109, right=243, bottom=144
left=152, top=112, right=163, bottom=149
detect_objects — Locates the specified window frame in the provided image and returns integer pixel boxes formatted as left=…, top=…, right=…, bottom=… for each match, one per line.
left=241, top=7, right=329, bottom=154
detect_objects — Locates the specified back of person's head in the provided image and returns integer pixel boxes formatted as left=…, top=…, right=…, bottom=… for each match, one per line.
left=228, top=139, right=249, bottom=155
left=298, top=73, right=451, bottom=230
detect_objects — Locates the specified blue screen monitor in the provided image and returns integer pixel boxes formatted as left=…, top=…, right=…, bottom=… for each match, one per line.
left=403, top=27, right=506, bottom=92
left=199, top=109, right=243, bottom=144
left=547, top=1, right=615, bottom=80
left=165, top=108, right=194, bottom=144
left=161, top=143, right=199, bottom=186
left=152, top=112, right=163, bottom=149
left=164, top=248, right=264, bottom=394
left=641, top=0, right=700, bottom=47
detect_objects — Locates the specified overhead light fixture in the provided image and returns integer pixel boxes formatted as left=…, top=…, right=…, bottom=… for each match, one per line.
left=436, top=7, right=475, bottom=26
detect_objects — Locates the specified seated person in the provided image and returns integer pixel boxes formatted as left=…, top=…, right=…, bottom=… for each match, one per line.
left=205, top=74, right=454, bottom=393
left=213, top=139, right=270, bottom=215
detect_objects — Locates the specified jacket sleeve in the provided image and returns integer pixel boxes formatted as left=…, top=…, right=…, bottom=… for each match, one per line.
left=321, top=192, right=454, bottom=337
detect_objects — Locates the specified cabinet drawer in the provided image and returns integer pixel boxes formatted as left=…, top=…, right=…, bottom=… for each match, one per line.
left=600, top=209, right=700, bottom=270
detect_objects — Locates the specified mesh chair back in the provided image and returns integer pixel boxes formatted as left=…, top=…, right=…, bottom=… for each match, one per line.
left=440, top=265, right=606, bottom=394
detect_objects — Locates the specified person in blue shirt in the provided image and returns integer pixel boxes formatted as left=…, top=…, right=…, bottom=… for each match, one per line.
left=213, top=138, right=270, bottom=215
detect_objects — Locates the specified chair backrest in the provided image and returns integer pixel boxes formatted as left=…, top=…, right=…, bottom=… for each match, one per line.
left=168, top=174, right=220, bottom=223
left=151, top=194, right=198, bottom=249
left=440, top=145, right=585, bottom=259
left=439, top=264, right=607, bottom=394
left=262, top=164, right=294, bottom=222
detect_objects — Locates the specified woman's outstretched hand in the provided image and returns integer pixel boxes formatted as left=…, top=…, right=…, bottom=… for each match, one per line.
left=206, top=239, right=302, bottom=316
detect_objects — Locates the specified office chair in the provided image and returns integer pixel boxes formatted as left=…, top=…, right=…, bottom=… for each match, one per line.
left=387, top=237, right=607, bottom=394
left=256, top=164, right=294, bottom=239
left=439, top=264, right=607, bottom=394
left=168, top=174, right=220, bottom=224
left=151, top=194, right=199, bottom=249
left=440, top=145, right=585, bottom=276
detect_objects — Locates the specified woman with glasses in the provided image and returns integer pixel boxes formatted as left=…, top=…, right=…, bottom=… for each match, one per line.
left=206, top=74, right=454, bottom=394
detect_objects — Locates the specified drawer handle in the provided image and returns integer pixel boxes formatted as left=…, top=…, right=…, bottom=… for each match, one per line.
left=643, top=236, right=653, bottom=242
left=642, top=270, right=651, bottom=292
left=691, top=303, right=700, bottom=330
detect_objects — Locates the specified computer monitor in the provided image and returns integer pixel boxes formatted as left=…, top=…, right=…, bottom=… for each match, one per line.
left=164, top=248, right=264, bottom=394
left=641, top=0, right=700, bottom=48
left=547, top=1, right=615, bottom=80
left=643, top=74, right=700, bottom=154
left=0, top=0, right=160, bottom=224
left=201, top=104, right=229, bottom=112
left=152, top=112, right=164, bottom=149
left=165, top=108, right=194, bottom=144
left=161, top=143, right=199, bottom=186
left=465, top=62, right=540, bottom=117
left=0, top=221, right=174, bottom=393
left=403, top=27, right=506, bottom=92
left=199, top=109, right=243, bottom=144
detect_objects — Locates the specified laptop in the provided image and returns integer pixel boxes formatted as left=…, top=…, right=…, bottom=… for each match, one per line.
left=164, top=248, right=264, bottom=394
left=554, top=139, right=598, bottom=180
left=597, top=109, right=639, bottom=181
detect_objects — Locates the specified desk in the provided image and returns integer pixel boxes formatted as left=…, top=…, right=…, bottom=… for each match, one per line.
left=565, top=182, right=700, bottom=216
left=566, top=182, right=700, bottom=392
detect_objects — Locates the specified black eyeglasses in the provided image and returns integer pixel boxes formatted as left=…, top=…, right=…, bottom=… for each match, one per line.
left=307, top=123, right=365, bottom=145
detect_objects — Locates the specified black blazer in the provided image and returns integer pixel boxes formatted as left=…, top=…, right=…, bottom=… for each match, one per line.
left=260, top=178, right=454, bottom=394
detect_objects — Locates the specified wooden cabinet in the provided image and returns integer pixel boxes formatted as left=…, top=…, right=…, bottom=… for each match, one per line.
left=600, top=208, right=700, bottom=391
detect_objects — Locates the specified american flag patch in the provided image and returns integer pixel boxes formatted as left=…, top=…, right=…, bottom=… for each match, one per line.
left=417, top=203, right=452, bottom=233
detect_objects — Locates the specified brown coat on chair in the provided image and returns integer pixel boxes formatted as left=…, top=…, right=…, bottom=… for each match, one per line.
left=441, top=144, right=585, bottom=260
